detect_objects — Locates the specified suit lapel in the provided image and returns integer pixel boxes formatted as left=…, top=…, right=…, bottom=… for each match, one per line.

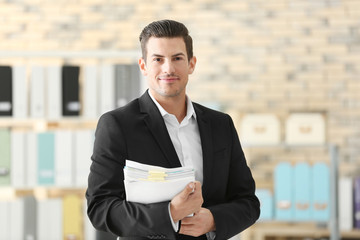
left=139, top=92, right=182, bottom=168
left=194, top=104, right=213, bottom=195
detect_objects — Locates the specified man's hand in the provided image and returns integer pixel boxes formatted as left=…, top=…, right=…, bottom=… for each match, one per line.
left=179, top=208, right=216, bottom=237
left=170, top=181, right=203, bottom=222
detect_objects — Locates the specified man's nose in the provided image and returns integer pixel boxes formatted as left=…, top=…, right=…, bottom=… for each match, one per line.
left=162, top=60, right=175, bottom=74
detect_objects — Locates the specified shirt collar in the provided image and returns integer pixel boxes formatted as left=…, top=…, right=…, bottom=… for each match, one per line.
left=148, top=90, right=197, bottom=120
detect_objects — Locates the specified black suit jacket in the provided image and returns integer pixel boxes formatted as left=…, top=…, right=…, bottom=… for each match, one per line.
left=86, top=91, right=260, bottom=240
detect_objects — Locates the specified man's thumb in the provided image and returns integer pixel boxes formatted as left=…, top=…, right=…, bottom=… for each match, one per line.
left=180, top=182, right=195, bottom=199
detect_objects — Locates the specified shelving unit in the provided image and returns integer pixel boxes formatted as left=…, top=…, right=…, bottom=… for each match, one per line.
left=240, top=144, right=360, bottom=240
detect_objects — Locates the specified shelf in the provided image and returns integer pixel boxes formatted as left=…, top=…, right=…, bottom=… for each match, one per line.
left=0, top=117, right=98, bottom=129
left=0, top=187, right=86, bottom=200
left=242, top=221, right=360, bottom=240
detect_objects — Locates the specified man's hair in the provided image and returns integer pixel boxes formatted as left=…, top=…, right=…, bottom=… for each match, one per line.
left=139, top=19, right=193, bottom=61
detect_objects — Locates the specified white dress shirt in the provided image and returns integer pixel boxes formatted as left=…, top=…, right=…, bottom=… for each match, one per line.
left=149, top=91, right=215, bottom=240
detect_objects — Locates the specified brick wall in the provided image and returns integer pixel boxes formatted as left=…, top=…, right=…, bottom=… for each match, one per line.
left=1, top=0, right=360, bottom=182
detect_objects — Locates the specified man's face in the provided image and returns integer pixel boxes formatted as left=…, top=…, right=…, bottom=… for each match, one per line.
left=139, top=37, right=196, bottom=100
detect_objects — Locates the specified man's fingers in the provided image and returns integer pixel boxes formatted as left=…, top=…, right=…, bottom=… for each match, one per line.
left=179, top=182, right=195, bottom=199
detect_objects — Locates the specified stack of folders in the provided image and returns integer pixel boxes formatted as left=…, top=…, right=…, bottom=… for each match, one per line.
left=124, top=160, right=195, bottom=204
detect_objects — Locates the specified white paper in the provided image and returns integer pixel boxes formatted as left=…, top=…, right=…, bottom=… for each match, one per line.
left=124, top=160, right=195, bottom=204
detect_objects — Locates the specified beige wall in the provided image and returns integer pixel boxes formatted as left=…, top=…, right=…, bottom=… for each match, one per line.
left=1, top=0, right=360, bottom=184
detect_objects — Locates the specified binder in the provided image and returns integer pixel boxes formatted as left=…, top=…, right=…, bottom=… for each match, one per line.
left=339, top=177, right=353, bottom=231
left=26, top=131, right=38, bottom=187
left=11, top=130, right=26, bottom=188
left=30, top=66, right=46, bottom=118
left=74, top=129, right=94, bottom=187
left=23, top=196, right=37, bottom=240
left=312, top=163, right=330, bottom=221
left=37, top=198, right=62, bottom=240
left=0, top=201, right=10, bottom=239
left=0, top=66, right=13, bottom=116
left=47, top=66, right=62, bottom=120
left=129, top=63, right=141, bottom=102
left=83, top=65, right=99, bottom=119
left=354, top=177, right=360, bottom=229
left=55, top=130, right=73, bottom=187
left=115, top=64, right=130, bottom=108
left=62, top=65, right=80, bottom=116
left=100, top=64, right=115, bottom=114
left=255, top=189, right=273, bottom=220
left=12, top=65, right=28, bottom=118
left=294, top=162, right=312, bottom=221
left=274, top=162, right=294, bottom=220
left=0, top=128, right=11, bottom=186
left=84, top=200, right=96, bottom=240
left=10, top=198, right=24, bottom=240
left=38, top=132, right=55, bottom=185
left=63, top=195, right=83, bottom=240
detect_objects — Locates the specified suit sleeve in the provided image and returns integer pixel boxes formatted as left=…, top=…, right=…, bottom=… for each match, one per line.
left=207, top=115, right=260, bottom=240
left=86, top=113, right=177, bottom=239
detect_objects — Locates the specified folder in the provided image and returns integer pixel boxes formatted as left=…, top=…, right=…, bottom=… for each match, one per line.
left=55, top=130, right=73, bottom=187
left=274, top=162, right=294, bottom=220
left=10, top=198, right=24, bottom=240
left=12, top=65, right=28, bottom=118
left=38, top=132, right=55, bottom=185
left=124, top=160, right=195, bottom=204
left=83, top=65, right=99, bottom=119
left=339, top=177, right=353, bottom=231
left=0, top=128, right=11, bottom=186
left=30, top=66, right=46, bottom=118
left=84, top=199, right=96, bottom=240
left=0, top=201, right=10, bottom=239
left=115, top=64, right=130, bottom=108
left=74, top=129, right=94, bottom=187
left=255, top=189, right=273, bottom=221
left=0, top=66, right=13, bottom=116
left=100, top=64, right=115, bottom=114
left=240, top=114, right=280, bottom=146
left=37, top=198, right=63, bottom=240
left=294, top=162, right=312, bottom=221
left=312, top=163, right=330, bottom=221
left=63, top=195, right=83, bottom=240
left=129, top=64, right=141, bottom=102
left=354, top=177, right=360, bottom=229
left=23, top=196, right=37, bottom=240
left=62, top=66, right=81, bottom=116
left=11, top=130, right=26, bottom=188
left=47, top=65, right=62, bottom=120
left=26, top=131, right=38, bottom=187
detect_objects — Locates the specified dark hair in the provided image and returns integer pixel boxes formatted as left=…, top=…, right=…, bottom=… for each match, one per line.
left=139, top=19, right=193, bottom=61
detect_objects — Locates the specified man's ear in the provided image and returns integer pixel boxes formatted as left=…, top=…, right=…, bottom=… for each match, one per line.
left=188, top=56, right=197, bottom=74
left=138, top=57, right=147, bottom=76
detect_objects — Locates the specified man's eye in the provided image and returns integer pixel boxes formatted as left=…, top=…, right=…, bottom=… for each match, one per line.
left=154, top=58, right=161, bottom=62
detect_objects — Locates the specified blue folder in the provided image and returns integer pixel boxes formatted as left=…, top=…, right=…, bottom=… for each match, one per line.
left=38, top=132, right=55, bottom=185
left=294, top=162, right=312, bottom=221
left=312, top=163, right=330, bottom=221
left=274, top=162, right=294, bottom=220
left=256, top=189, right=273, bottom=220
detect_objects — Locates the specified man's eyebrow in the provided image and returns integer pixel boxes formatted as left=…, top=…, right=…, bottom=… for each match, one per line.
left=150, top=53, right=186, bottom=58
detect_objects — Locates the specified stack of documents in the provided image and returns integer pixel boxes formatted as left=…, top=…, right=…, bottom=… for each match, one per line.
left=124, top=160, right=195, bottom=204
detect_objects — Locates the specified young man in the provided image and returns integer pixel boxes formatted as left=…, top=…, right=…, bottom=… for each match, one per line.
left=86, top=19, right=260, bottom=240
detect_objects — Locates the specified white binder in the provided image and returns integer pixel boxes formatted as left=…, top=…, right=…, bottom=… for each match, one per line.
left=47, top=65, right=62, bottom=120
left=83, top=65, right=99, bottom=119
left=11, top=130, right=26, bottom=188
left=99, top=64, right=115, bottom=115
left=12, top=65, right=28, bottom=118
left=30, top=66, right=45, bottom=118
left=55, top=130, right=73, bottom=187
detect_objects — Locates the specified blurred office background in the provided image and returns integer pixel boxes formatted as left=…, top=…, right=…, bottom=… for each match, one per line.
left=0, top=0, right=360, bottom=239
